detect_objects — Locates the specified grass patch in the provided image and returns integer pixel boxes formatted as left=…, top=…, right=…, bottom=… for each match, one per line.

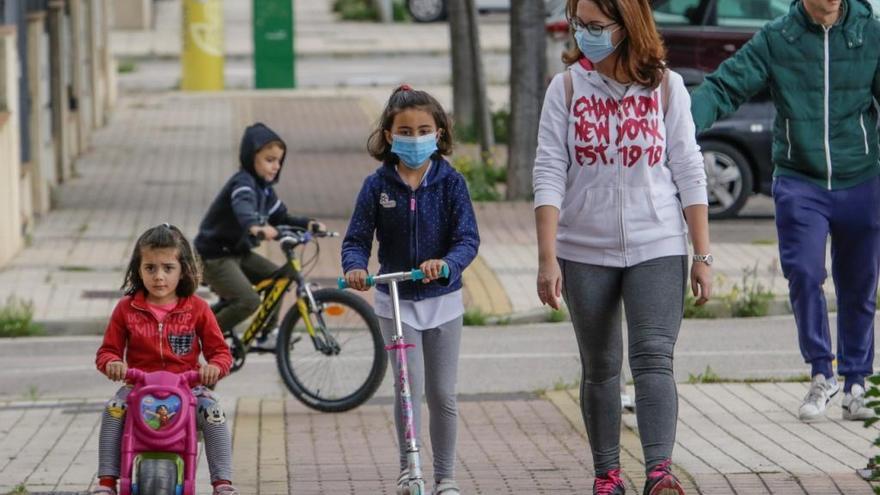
left=59, top=265, right=94, bottom=272
left=22, top=385, right=40, bottom=401
left=332, top=0, right=408, bottom=21
left=687, top=365, right=723, bottom=384
left=8, top=483, right=28, bottom=494
left=860, top=374, right=880, bottom=487
left=546, top=308, right=567, bottom=323
left=452, top=155, right=506, bottom=201
left=683, top=293, right=716, bottom=319
left=117, top=59, right=137, bottom=74
left=0, top=297, right=43, bottom=338
left=750, top=238, right=777, bottom=245
left=725, top=263, right=775, bottom=317
left=553, top=377, right=580, bottom=391
left=463, top=308, right=489, bottom=326
left=455, top=108, right=510, bottom=145
left=741, top=374, right=811, bottom=383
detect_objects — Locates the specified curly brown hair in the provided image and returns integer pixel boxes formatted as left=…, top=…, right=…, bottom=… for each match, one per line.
left=563, top=0, right=667, bottom=89
left=122, top=223, right=201, bottom=297
left=367, top=84, right=454, bottom=164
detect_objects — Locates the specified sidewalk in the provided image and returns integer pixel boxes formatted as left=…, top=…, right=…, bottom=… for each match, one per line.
left=3, top=386, right=875, bottom=494
left=110, top=0, right=511, bottom=60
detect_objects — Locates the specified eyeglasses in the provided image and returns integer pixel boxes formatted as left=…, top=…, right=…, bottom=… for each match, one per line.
left=569, top=18, right=618, bottom=36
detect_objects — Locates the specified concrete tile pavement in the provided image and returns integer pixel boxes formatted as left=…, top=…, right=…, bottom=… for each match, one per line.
left=6, top=384, right=877, bottom=494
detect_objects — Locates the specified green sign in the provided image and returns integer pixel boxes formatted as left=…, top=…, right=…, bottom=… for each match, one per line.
left=253, top=0, right=295, bottom=88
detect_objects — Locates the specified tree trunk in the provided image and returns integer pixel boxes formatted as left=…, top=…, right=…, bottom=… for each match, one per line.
left=507, top=0, right=547, bottom=200
left=464, top=0, right=494, bottom=157
left=447, top=0, right=475, bottom=135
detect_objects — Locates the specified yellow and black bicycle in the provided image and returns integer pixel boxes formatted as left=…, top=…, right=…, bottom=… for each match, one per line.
left=211, top=226, right=387, bottom=413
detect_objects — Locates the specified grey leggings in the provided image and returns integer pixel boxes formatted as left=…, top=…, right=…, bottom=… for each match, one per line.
left=559, top=255, right=686, bottom=476
left=379, top=316, right=463, bottom=481
left=98, top=385, right=234, bottom=482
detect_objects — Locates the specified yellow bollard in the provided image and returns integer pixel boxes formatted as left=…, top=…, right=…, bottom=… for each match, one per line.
left=181, top=0, right=224, bottom=91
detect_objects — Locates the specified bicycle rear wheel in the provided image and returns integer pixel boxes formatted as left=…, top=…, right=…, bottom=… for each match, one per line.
left=276, top=288, right=387, bottom=412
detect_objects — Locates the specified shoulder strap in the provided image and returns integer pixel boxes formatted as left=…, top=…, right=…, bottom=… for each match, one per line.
left=661, top=70, right=670, bottom=116
left=564, top=69, right=574, bottom=113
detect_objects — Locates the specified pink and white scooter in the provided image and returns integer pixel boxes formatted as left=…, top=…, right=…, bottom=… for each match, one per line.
left=339, top=265, right=449, bottom=495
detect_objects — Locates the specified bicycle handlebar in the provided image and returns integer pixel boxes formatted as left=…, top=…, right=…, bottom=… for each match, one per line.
left=277, top=227, right=338, bottom=251
left=337, top=264, right=450, bottom=290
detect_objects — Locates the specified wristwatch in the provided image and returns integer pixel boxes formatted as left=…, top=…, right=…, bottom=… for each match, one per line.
left=693, top=253, right=714, bottom=266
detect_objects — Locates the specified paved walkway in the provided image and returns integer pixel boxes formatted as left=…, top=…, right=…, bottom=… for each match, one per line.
left=3, top=385, right=876, bottom=494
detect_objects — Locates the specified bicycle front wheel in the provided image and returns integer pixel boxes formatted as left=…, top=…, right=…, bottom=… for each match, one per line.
left=276, top=288, right=387, bottom=412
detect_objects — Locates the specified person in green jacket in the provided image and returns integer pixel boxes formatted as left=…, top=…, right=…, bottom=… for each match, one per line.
left=691, top=0, right=880, bottom=423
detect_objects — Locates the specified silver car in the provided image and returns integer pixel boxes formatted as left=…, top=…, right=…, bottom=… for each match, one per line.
left=406, top=0, right=564, bottom=23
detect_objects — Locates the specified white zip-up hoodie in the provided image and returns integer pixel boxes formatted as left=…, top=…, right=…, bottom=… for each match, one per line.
left=533, top=62, right=708, bottom=267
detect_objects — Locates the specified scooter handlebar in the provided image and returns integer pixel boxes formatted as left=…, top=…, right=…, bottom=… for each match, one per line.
left=338, top=264, right=449, bottom=289
left=184, top=370, right=201, bottom=387
left=124, top=368, right=201, bottom=387
left=125, top=368, right=145, bottom=383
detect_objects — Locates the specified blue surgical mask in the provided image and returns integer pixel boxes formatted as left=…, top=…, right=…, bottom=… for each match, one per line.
left=574, top=25, right=622, bottom=64
left=391, top=134, right=438, bottom=169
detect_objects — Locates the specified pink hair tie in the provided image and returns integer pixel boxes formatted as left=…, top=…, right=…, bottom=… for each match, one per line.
left=398, top=84, right=413, bottom=91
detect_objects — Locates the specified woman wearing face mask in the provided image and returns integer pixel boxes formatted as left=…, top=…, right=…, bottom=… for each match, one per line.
left=533, top=1, right=712, bottom=494
left=342, top=84, right=480, bottom=495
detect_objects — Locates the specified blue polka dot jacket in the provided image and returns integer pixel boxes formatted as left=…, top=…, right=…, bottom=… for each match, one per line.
left=342, top=157, right=480, bottom=301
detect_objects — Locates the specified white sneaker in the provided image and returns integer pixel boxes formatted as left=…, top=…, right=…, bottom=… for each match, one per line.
left=798, top=374, right=839, bottom=421
left=250, top=327, right=279, bottom=352
left=842, top=384, right=875, bottom=421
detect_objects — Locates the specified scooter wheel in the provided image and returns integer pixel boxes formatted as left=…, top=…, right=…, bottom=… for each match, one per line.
left=408, top=480, right=425, bottom=495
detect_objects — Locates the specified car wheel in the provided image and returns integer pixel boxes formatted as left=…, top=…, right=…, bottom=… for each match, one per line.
left=406, top=0, right=447, bottom=22
left=701, top=140, right=753, bottom=219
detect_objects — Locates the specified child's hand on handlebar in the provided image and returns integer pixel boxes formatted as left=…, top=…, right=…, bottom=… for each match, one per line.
left=345, top=269, right=369, bottom=291
left=105, top=361, right=128, bottom=382
left=307, top=220, right=327, bottom=234
left=200, top=364, right=221, bottom=387
left=249, top=225, right=279, bottom=241
left=420, top=259, right=447, bottom=283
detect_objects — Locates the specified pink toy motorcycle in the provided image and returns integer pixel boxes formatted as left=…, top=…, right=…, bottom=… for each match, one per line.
left=120, top=368, right=200, bottom=495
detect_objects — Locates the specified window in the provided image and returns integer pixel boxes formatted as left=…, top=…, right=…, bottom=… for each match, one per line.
left=653, top=0, right=703, bottom=26
left=716, top=0, right=789, bottom=28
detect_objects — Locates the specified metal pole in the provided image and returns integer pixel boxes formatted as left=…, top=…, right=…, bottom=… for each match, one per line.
left=375, top=0, right=392, bottom=23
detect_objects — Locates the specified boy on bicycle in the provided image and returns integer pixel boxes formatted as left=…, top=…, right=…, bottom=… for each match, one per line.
left=195, top=122, right=325, bottom=350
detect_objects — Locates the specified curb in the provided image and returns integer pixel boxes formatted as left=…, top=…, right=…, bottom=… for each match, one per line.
left=479, top=295, right=818, bottom=326
left=36, top=318, right=106, bottom=336
left=111, top=46, right=513, bottom=62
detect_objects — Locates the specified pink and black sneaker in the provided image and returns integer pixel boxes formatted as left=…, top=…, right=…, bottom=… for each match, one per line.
left=643, top=460, right=685, bottom=495
left=593, top=468, right=626, bottom=495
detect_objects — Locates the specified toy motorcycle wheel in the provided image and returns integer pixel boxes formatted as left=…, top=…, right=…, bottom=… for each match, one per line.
left=136, top=458, right=178, bottom=495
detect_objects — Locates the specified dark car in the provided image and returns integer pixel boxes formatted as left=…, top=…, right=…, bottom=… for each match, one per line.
left=655, top=0, right=880, bottom=218
left=655, top=0, right=787, bottom=218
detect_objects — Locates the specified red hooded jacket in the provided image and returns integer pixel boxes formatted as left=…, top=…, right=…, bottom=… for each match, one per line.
left=96, top=291, right=233, bottom=377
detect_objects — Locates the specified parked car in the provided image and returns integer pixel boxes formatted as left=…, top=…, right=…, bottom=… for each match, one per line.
left=653, top=0, right=789, bottom=218
left=406, top=0, right=564, bottom=23
left=655, top=0, right=880, bottom=218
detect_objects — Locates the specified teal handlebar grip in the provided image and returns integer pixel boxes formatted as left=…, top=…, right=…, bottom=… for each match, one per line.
left=411, top=264, right=450, bottom=282
left=337, top=274, right=377, bottom=289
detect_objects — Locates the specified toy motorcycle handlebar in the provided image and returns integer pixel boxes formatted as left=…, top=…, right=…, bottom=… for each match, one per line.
left=125, top=368, right=201, bottom=387
left=337, top=264, right=450, bottom=290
